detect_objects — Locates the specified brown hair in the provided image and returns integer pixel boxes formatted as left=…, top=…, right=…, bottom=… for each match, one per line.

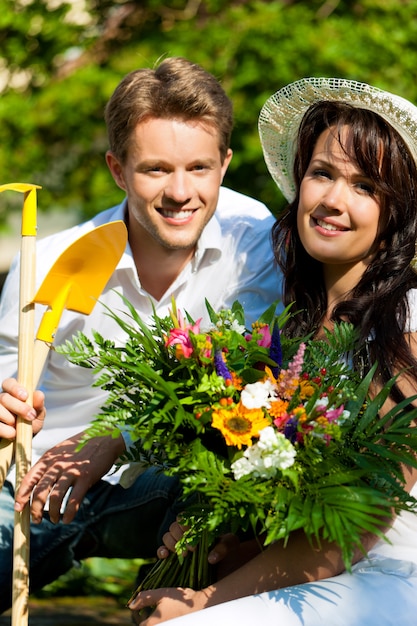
left=104, top=57, right=233, bottom=164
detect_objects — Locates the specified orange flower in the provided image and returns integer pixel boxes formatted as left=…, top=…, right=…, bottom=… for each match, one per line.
left=268, top=398, right=289, bottom=418
left=231, top=372, right=243, bottom=390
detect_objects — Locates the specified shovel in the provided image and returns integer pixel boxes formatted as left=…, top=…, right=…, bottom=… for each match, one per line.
left=0, top=183, right=40, bottom=626
left=0, top=216, right=127, bottom=626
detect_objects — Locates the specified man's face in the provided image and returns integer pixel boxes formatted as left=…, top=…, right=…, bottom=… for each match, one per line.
left=106, top=118, right=232, bottom=253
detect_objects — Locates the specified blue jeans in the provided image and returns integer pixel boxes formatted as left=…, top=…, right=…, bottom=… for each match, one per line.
left=0, top=467, right=182, bottom=613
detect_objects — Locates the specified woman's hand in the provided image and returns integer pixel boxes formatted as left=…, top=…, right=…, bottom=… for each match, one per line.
left=157, top=518, right=192, bottom=559
left=0, top=377, right=46, bottom=439
left=129, top=586, right=208, bottom=625
left=157, top=518, right=263, bottom=579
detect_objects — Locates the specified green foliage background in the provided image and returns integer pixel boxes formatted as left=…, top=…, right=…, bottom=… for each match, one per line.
left=1, top=0, right=417, bottom=223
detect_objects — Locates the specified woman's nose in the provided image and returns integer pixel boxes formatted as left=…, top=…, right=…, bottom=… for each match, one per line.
left=322, top=179, right=348, bottom=211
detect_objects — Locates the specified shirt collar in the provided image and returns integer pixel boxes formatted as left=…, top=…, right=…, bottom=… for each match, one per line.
left=192, top=213, right=222, bottom=271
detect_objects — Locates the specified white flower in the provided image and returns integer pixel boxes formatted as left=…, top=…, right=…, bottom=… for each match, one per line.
left=240, top=380, right=276, bottom=409
left=230, top=319, right=246, bottom=334
left=231, top=427, right=296, bottom=480
left=231, top=456, right=254, bottom=480
left=257, top=426, right=281, bottom=450
left=313, top=396, right=329, bottom=410
left=339, top=409, right=350, bottom=423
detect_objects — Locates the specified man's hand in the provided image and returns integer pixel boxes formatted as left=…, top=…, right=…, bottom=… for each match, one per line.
left=14, top=431, right=126, bottom=524
left=0, top=377, right=46, bottom=439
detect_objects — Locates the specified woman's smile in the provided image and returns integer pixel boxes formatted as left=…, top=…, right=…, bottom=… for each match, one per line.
left=313, top=216, right=349, bottom=233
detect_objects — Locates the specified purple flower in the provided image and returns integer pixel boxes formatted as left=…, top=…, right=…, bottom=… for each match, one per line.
left=284, top=417, right=298, bottom=443
left=269, top=324, right=282, bottom=377
left=214, top=349, right=232, bottom=381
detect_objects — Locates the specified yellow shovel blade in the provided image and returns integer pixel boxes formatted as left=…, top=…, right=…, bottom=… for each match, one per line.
left=33, top=220, right=127, bottom=343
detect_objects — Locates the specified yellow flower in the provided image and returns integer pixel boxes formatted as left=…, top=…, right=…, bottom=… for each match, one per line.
left=293, top=406, right=307, bottom=421
left=211, top=402, right=270, bottom=449
left=299, top=380, right=315, bottom=399
left=264, top=366, right=277, bottom=384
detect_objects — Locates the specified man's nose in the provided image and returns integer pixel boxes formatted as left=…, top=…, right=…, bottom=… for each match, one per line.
left=165, top=171, right=193, bottom=202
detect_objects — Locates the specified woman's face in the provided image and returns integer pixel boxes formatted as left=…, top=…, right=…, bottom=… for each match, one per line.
left=297, top=126, right=381, bottom=285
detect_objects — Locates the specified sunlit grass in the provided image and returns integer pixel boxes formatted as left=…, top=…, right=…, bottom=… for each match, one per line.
left=34, top=557, right=155, bottom=603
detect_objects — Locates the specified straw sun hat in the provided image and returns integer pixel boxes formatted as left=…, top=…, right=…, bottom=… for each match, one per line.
left=258, top=77, right=417, bottom=203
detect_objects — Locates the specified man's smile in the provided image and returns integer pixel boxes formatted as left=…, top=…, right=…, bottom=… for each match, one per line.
left=158, top=208, right=196, bottom=220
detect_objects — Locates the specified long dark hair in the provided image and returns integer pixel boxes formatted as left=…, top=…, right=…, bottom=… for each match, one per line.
left=272, top=101, right=417, bottom=400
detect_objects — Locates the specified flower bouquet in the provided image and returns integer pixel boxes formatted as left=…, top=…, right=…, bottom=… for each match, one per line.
left=58, top=294, right=417, bottom=597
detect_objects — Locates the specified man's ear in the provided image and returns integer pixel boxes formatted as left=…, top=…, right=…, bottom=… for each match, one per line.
left=220, top=149, right=233, bottom=183
left=106, top=151, right=127, bottom=191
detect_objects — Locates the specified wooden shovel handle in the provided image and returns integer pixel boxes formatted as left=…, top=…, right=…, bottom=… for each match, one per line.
left=0, top=336, right=53, bottom=625
left=0, top=338, right=53, bottom=624
left=12, top=234, right=36, bottom=626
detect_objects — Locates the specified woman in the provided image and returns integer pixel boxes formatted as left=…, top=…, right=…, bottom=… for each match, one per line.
left=129, top=78, right=417, bottom=625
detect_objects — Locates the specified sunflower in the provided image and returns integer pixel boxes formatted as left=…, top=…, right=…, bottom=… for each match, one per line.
left=211, top=402, right=271, bottom=449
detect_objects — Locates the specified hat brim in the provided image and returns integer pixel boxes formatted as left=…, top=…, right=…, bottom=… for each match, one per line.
left=258, top=77, right=417, bottom=202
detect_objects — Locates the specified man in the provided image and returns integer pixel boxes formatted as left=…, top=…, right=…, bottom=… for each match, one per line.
left=0, top=57, right=280, bottom=611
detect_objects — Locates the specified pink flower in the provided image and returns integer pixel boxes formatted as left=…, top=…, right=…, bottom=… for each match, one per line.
left=245, top=325, right=272, bottom=347
left=165, top=309, right=202, bottom=359
left=323, top=406, right=345, bottom=423
left=273, top=414, right=291, bottom=429
left=165, top=328, right=194, bottom=357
